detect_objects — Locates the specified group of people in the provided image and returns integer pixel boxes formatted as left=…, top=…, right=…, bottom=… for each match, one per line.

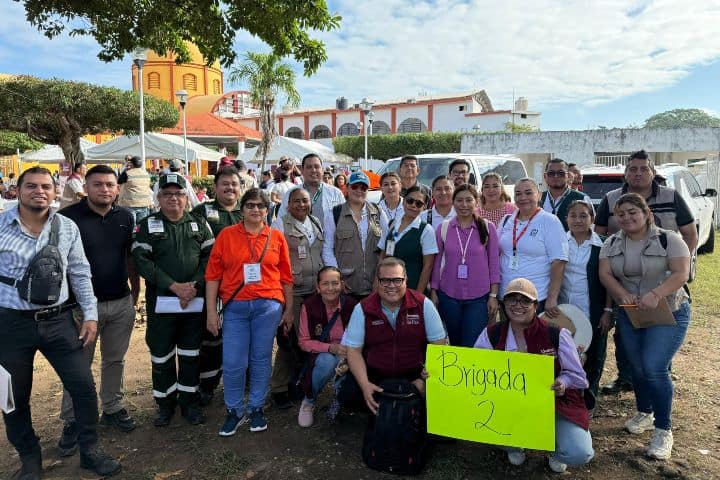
left=0, top=148, right=695, bottom=478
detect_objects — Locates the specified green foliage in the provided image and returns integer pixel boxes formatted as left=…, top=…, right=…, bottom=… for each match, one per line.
left=644, top=108, right=720, bottom=129
left=17, top=0, right=341, bottom=75
left=191, top=176, right=215, bottom=198
left=503, top=122, right=538, bottom=133
left=333, top=132, right=462, bottom=161
left=0, top=76, right=178, bottom=163
left=0, top=130, right=44, bottom=155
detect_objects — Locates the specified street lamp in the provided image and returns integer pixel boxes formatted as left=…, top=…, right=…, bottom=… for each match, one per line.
left=132, top=47, right=150, bottom=166
left=175, top=89, right=190, bottom=174
left=366, top=111, right=375, bottom=163
left=359, top=97, right=374, bottom=170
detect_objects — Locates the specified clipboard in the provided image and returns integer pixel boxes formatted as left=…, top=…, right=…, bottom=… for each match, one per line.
left=0, top=365, right=15, bottom=413
left=623, top=298, right=676, bottom=329
left=155, top=296, right=205, bottom=313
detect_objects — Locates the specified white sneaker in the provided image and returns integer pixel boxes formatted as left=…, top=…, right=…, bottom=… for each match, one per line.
left=548, top=455, right=567, bottom=473
left=297, top=399, right=315, bottom=428
left=646, top=428, right=673, bottom=460
left=624, top=411, right=655, bottom=434
left=507, top=450, right=526, bottom=466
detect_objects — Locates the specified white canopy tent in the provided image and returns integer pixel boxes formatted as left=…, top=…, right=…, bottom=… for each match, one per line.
left=21, top=138, right=97, bottom=162
left=235, top=136, right=349, bottom=165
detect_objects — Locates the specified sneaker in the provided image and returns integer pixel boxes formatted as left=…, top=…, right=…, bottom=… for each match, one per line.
left=80, top=447, right=121, bottom=476
left=57, top=421, right=78, bottom=457
left=624, top=411, right=655, bottom=434
left=507, top=449, right=526, bottom=466
left=249, top=408, right=268, bottom=432
left=601, top=378, right=634, bottom=395
left=219, top=409, right=248, bottom=437
left=153, top=405, right=175, bottom=427
left=181, top=405, right=206, bottom=425
left=100, top=408, right=136, bottom=432
left=548, top=455, right=567, bottom=473
left=272, top=391, right=293, bottom=410
left=298, top=399, right=315, bottom=428
left=326, top=398, right=342, bottom=424
left=646, top=428, right=673, bottom=460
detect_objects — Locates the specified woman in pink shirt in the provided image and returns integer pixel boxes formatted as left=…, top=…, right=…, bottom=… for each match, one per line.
left=430, top=184, right=500, bottom=346
left=296, top=267, right=358, bottom=427
left=477, top=172, right=516, bottom=226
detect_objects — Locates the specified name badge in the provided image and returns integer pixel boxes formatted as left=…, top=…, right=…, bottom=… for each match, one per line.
left=406, top=314, right=420, bottom=325
left=297, top=245, right=308, bottom=259
left=457, top=264, right=468, bottom=279
left=385, top=240, right=395, bottom=256
left=148, top=218, right=164, bottom=234
left=190, top=222, right=199, bottom=232
left=510, top=255, right=520, bottom=271
left=243, top=263, right=262, bottom=283
left=205, top=205, right=220, bottom=221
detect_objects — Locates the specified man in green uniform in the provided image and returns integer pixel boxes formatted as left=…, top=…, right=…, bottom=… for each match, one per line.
left=191, top=166, right=243, bottom=405
left=132, top=173, right=215, bottom=426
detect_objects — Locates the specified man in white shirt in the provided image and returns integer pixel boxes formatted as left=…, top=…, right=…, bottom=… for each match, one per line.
left=277, top=154, right=345, bottom=220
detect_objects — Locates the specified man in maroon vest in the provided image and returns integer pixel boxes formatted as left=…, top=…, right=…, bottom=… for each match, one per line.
left=341, top=257, right=448, bottom=414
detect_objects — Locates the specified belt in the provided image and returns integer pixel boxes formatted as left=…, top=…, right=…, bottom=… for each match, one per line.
left=1, top=303, right=78, bottom=321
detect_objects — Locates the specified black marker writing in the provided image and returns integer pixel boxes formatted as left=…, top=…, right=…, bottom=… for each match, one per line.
left=436, top=349, right=527, bottom=396
left=474, top=400, right=511, bottom=436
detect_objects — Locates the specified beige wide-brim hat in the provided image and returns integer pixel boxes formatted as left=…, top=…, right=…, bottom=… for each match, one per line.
left=539, top=304, right=594, bottom=353
left=504, top=278, right=538, bottom=301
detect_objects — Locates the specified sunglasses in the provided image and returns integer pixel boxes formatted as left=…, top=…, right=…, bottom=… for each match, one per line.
left=546, top=170, right=568, bottom=177
left=504, top=295, right=535, bottom=307
left=405, top=198, right=425, bottom=207
left=350, top=183, right=368, bottom=191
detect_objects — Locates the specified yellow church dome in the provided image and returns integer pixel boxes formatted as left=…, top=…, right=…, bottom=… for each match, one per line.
left=132, top=42, right=224, bottom=107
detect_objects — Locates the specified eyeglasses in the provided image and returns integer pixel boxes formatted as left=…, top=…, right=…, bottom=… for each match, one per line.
left=504, top=295, right=535, bottom=307
left=160, top=192, right=187, bottom=198
left=545, top=170, right=568, bottom=178
left=405, top=198, right=425, bottom=207
left=350, top=184, right=368, bottom=191
left=244, top=202, right=267, bottom=210
left=378, top=277, right=405, bottom=287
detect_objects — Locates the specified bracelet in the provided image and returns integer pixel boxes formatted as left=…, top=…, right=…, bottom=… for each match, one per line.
left=489, top=293, right=498, bottom=298
left=603, top=307, right=613, bottom=313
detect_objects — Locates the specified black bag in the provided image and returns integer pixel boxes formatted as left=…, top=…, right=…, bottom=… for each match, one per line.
left=0, top=216, right=63, bottom=305
left=362, top=378, right=428, bottom=476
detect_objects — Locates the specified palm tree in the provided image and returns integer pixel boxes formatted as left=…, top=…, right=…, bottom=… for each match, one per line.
left=228, top=52, right=301, bottom=173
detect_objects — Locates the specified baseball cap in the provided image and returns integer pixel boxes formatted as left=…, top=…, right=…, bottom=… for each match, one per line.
left=169, top=159, right=184, bottom=171
left=159, top=173, right=187, bottom=189
left=503, top=278, right=538, bottom=301
left=348, top=171, right=370, bottom=187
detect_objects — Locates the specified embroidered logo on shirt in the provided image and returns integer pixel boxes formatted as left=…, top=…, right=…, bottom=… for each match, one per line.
left=540, top=348, right=556, bottom=355
left=529, top=229, right=538, bottom=237
left=315, top=324, right=323, bottom=336
left=371, top=319, right=384, bottom=326
left=405, top=314, right=420, bottom=325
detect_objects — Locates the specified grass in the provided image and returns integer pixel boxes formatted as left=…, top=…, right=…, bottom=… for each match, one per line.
left=205, top=450, right=251, bottom=480
left=689, top=231, right=720, bottom=325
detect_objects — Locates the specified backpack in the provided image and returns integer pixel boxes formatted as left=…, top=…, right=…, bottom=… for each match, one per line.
left=0, top=216, right=63, bottom=305
left=362, top=378, right=428, bottom=476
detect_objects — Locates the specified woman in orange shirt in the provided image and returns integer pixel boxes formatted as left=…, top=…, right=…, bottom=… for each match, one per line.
left=206, top=188, right=293, bottom=436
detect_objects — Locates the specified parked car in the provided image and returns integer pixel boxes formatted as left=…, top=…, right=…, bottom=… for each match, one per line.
left=368, top=154, right=528, bottom=203
left=581, top=164, right=716, bottom=255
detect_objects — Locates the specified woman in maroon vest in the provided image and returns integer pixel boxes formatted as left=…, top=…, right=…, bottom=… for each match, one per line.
left=474, top=277, right=594, bottom=474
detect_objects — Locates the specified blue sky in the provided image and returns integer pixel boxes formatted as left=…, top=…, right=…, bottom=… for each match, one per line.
left=1, top=0, right=720, bottom=131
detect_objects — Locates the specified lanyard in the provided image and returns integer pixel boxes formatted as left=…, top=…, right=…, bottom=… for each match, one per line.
left=512, top=208, right=540, bottom=254
left=309, top=183, right=323, bottom=205
left=245, top=226, right=268, bottom=262
left=455, top=225, right=474, bottom=264
left=548, top=188, right=570, bottom=214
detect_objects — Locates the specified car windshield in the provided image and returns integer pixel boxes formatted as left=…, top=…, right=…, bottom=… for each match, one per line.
left=375, top=157, right=523, bottom=186
left=582, top=175, right=624, bottom=201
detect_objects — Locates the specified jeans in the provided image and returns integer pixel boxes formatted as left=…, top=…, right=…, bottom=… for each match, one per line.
left=616, top=302, right=690, bottom=430
left=505, top=414, right=594, bottom=466
left=223, top=299, right=283, bottom=415
left=438, top=290, right=488, bottom=347
left=306, top=352, right=342, bottom=404
left=613, top=328, right=634, bottom=384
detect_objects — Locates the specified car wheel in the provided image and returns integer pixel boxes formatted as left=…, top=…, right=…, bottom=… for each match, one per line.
left=698, top=221, right=715, bottom=254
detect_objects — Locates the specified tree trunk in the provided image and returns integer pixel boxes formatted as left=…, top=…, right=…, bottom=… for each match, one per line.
left=57, top=113, right=85, bottom=165
left=257, top=98, right=276, bottom=174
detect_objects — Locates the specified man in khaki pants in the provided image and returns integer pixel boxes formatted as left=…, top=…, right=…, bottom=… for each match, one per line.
left=58, top=165, right=140, bottom=454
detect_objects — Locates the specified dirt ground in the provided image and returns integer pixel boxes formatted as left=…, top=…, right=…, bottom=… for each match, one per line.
left=1, top=297, right=719, bottom=480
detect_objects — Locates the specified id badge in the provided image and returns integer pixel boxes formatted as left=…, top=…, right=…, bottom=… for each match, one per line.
left=385, top=240, right=395, bottom=256
left=297, top=245, right=308, bottom=259
left=457, top=264, right=468, bottom=279
left=148, top=218, right=164, bottom=234
left=190, top=222, right=199, bottom=232
left=205, top=205, right=220, bottom=221
left=510, top=255, right=520, bottom=271
left=243, top=263, right=262, bottom=283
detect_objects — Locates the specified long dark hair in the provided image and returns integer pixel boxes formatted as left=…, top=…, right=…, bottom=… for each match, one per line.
left=452, top=184, right=489, bottom=246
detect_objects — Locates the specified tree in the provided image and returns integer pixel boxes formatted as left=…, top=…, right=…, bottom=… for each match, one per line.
left=0, top=76, right=178, bottom=164
left=333, top=132, right=462, bottom=161
left=504, top=122, right=539, bottom=133
left=0, top=130, right=43, bottom=155
left=644, top=108, right=720, bottom=129
left=228, top=52, right=300, bottom=173
left=17, top=0, right=341, bottom=75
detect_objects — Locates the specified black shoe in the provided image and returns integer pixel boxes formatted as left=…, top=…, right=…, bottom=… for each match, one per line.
left=181, top=405, right=206, bottom=425
left=601, top=378, right=634, bottom=394
left=80, top=447, right=121, bottom=476
left=100, top=408, right=136, bottom=432
left=199, top=390, right=214, bottom=407
left=272, top=391, right=293, bottom=410
left=57, top=421, right=78, bottom=457
left=12, top=454, right=41, bottom=480
left=153, top=405, right=175, bottom=427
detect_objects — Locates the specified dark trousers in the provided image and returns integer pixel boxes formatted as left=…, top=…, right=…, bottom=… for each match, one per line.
left=146, top=311, right=203, bottom=408
left=0, top=309, right=98, bottom=459
left=584, top=329, right=608, bottom=400
left=199, top=327, right=223, bottom=394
